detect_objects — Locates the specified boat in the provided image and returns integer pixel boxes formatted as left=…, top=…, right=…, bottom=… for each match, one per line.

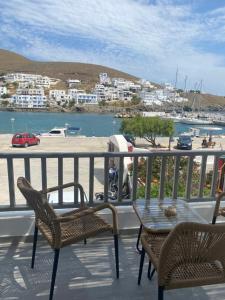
left=179, top=117, right=213, bottom=125
left=40, top=127, right=67, bottom=137
left=182, top=127, right=200, bottom=137
left=67, top=126, right=81, bottom=134
left=213, top=118, right=225, bottom=126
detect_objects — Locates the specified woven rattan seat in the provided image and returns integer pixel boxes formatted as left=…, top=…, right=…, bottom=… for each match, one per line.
left=17, top=177, right=119, bottom=300
left=138, top=222, right=225, bottom=300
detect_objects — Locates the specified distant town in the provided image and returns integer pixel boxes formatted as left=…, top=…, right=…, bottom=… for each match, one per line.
left=0, top=72, right=189, bottom=110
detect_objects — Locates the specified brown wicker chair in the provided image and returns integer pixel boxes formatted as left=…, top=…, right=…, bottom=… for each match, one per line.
left=138, top=222, right=225, bottom=300
left=17, top=177, right=119, bottom=300
left=212, top=191, right=225, bottom=224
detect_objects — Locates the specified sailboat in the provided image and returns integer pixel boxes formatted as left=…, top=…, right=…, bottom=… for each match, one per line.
left=178, top=80, right=213, bottom=125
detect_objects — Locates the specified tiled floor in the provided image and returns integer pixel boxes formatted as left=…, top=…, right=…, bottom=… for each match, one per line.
left=0, top=234, right=225, bottom=300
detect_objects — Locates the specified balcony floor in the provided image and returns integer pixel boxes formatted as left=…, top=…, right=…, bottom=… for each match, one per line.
left=0, top=233, right=225, bottom=300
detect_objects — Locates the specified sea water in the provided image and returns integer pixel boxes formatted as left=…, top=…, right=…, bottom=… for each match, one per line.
left=0, top=111, right=225, bottom=137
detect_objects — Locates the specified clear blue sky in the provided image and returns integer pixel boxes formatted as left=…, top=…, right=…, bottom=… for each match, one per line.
left=1, top=0, right=225, bottom=95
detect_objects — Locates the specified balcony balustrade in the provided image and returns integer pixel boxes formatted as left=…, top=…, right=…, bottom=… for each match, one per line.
left=0, top=149, right=224, bottom=211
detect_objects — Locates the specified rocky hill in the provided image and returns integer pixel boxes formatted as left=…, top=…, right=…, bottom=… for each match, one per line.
left=0, top=49, right=138, bottom=84
left=0, top=49, right=225, bottom=109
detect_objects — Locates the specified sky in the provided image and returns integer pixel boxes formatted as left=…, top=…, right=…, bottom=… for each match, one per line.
left=1, top=0, right=225, bottom=95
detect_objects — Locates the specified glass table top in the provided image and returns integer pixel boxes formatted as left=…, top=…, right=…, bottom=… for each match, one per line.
left=133, top=198, right=208, bottom=232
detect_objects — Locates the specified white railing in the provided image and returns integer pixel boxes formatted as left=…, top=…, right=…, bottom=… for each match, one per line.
left=0, top=149, right=224, bottom=211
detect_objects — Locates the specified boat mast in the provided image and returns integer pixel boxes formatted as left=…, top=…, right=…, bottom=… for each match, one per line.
left=173, top=67, right=178, bottom=112
left=181, top=75, right=188, bottom=114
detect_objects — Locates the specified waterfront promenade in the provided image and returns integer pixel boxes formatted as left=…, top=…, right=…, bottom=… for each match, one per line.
left=0, top=134, right=224, bottom=205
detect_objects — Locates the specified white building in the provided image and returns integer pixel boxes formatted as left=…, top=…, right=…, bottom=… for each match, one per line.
left=93, top=84, right=106, bottom=101
left=0, top=86, right=7, bottom=96
left=75, top=93, right=97, bottom=104
left=5, top=73, right=57, bottom=88
left=67, top=79, right=81, bottom=88
left=49, top=90, right=66, bottom=99
left=99, top=73, right=111, bottom=85
left=11, top=94, right=47, bottom=108
left=68, top=89, right=86, bottom=100
left=5, top=73, right=41, bottom=82
left=18, top=82, right=35, bottom=89
left=35, top=77, right=51, bottom=88
left=138, top=79, right=156, bottom=89
left=164, top=83, right=174, bottom=91
left=117, top=90, right=133, bottom=101
left=16, top=88, right=44, bottom=96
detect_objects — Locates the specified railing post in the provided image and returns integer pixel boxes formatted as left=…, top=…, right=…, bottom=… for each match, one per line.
left=172, top=156, right=180, bottom=200
left=159, top=157, right=166, bottom=200
left=41, top=157, right=47, bottom=191
left=145, top=156, right=153, bottom=200
left=185, top=156, right=194, bottom=201
left=118, top=157, right=124, bottom=202
left=132, top=157, right=138, bottom=201
left=58, top=157, right=63, bottom=205
left=211, top=156, right=219, bottom=198
left=198, top=155, right=207, bottom=199
left=7, top=158, right=15, bottom=208
left=89, top=157, right=94, bottom=205
left=104, top=157, right=109, bottom=202
left=74, top=157, right=79, bottom=205
left=24, top=157, right=31, bottom=182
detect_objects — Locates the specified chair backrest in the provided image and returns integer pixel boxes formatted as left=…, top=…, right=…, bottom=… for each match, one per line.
left=158, top=222, right=225, bottom=287
left=17, top=177, right=60, bottom=244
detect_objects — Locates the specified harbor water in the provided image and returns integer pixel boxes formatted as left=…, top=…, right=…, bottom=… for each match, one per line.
left=0, top=111, right=225, bottom=137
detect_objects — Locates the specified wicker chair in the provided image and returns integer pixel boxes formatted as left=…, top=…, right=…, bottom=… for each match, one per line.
left=138, top=222, right=225, bottom=300
left=17, top=177, right=119, bottom=300
left=212, top=191, right=225, bottom=224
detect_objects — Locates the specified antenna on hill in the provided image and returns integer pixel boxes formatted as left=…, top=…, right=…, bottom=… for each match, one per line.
left=174, top=66, right=179, bottom=89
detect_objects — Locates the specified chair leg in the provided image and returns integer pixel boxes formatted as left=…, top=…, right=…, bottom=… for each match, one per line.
left=212, top=216, right=217, bottom=224
left=149, top=268, right=156, bottom=280
left=147, top=261, right=151, bottom=279
left=136, top=224, right=143, bottom=254
left=138, top=247, right=145, bottom=285
left=84, top=238, right=87, bottom=244
left=31, top=225, right=38, bottom=269
left=49, top=249, right=60, bottom=300
left=114, top=234, right=119, bottom=278
left=158, top=286, right=164, bottom=300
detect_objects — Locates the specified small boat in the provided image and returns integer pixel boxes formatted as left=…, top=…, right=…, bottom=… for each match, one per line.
left=40, top=127, right=67, bottom=137
left=182, top=127, right=200, bottom=137
left=67, top=126, right=81, bottom=134
left=179, top=117, right=213, bottom=125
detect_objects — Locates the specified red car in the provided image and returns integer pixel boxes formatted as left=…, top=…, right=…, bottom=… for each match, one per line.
left=12, top=133, right=40, bottom=148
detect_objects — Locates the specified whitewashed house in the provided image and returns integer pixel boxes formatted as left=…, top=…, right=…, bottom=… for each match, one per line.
left=99, top=73, right=111, bottom=85
left=67, top=79, right=81, bottom=88
left=0, top=86, right=7, bottom=96
left=76, top=93, right=97, bottom=104
left=16, top=88, right=44, bottom=96
left=49, top=90, right=66, bottom=99
left=11, top=94, right=47, bottom=108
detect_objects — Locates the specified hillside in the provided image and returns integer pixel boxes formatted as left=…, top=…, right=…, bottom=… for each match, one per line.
left=0, top=49, right=138, bottom=84
left=181, top=92, right=225, bottom=110
left=0, top=49, right=225, bottom=109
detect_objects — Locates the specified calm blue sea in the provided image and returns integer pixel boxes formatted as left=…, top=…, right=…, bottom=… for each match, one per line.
left=0, top=111, right=225, bottom=137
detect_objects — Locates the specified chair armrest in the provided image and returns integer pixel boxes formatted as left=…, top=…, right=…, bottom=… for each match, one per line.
left=40, top=182, right=86, bottom=207
left=57, top=203, right=118, bottom=234
left=212, top=192, right=225, bottom=223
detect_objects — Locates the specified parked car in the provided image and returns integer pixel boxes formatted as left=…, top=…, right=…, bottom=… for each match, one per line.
left=176, top=135, right=192, bottom=150
left=12, top=133, right=40, bottom=148
left=123, top=134, right=136, bottom=146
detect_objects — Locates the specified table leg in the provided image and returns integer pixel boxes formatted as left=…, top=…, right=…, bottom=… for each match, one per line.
left=136, top=224, right=143, bottom=254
